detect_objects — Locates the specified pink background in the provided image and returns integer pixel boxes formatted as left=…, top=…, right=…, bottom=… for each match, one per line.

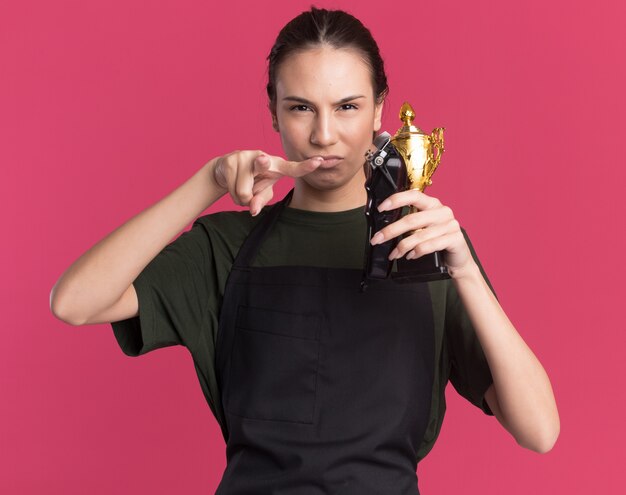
left=2, top=0, right=624, bottom=493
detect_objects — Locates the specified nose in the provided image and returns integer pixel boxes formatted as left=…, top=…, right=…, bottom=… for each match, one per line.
left=310, top=111, right=338, bottom=147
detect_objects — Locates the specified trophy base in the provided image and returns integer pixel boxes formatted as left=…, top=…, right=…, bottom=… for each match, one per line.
left=391, top=251, right=451, bottom=283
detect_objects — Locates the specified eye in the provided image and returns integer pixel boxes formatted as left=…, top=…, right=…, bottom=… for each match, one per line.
left=290, top=105, right=311, bottom=112
left=339, top=103, right=358, bottom=111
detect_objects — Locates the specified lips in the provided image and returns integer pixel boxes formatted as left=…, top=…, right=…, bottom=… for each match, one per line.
left=309, top=155, right=344, bottom=169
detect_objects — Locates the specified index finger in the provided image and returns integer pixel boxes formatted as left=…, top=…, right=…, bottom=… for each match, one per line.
left=270, top=156, right=324, bottom=177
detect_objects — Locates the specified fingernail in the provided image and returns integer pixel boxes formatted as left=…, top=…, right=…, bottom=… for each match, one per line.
left=388, top=249, right=399, bottom=260
left=370, top=232, right=384, bottom=245
left=378, top=200, right=391, bottom=212
left=406, top=251, right=416, bottom=260
left=250, top=207, right=258, bottom=216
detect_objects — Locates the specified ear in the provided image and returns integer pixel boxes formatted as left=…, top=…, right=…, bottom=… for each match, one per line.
left=373, top=99, right=384, bottom=132
left=271, top=113, right=280, bottom=132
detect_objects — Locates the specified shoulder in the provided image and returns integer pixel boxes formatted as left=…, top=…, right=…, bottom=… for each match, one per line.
left=192, top=204, right=277, bottom=251
left=195, top=209, right=256, bottom=235
left=196, top=203, right=277, bottom=230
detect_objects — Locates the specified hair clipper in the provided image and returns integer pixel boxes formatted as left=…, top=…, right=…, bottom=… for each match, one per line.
left=362, top=132, right=407, bottom=288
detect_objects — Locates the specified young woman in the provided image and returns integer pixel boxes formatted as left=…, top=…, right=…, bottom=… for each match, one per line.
left=50, top=7, right=559, bottom=494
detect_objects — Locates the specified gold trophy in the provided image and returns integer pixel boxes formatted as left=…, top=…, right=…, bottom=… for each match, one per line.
left=363, top=102, right=449, bottom=286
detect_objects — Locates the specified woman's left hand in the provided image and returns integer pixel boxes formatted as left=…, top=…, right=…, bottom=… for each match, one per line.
left=369, top=189, right=477, bottom=279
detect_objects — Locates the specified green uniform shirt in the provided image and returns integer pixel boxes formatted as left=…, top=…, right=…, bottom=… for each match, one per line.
left=110, top=202, right=496, bottom=462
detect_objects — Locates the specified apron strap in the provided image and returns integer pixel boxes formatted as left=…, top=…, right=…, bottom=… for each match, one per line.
left=232, top=188, right=294, bottom=269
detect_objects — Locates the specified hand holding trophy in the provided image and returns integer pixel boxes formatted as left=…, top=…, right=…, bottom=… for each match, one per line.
left=362, top=102, right=449, bottom=288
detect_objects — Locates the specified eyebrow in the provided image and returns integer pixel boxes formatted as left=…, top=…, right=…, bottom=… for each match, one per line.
left=282, top=95, right=366, bottom=106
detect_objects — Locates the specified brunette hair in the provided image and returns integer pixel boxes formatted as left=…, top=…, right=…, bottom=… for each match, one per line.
left=266, top=7, right=389, bottom=116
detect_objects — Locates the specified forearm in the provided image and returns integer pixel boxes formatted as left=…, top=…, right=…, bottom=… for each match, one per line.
left=452, top=263, right=560, bottom=453
left=50, top=158, right=226, bottom=324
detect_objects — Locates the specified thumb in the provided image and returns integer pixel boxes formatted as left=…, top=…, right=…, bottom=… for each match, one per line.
left=249, top=185, right=275, bottom=217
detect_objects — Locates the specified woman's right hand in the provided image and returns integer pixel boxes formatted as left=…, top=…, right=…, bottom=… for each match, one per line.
left=212, top=150, right=323, bottom=216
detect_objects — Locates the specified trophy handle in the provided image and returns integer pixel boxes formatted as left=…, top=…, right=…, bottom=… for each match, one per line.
left=424, top=127, right=445, bottom=186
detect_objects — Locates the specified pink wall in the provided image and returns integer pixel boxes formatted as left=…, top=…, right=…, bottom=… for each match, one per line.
left=2, top=0, right=624, bottom=493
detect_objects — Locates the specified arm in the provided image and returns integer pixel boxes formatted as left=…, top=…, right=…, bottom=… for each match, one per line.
left=50, top=157, right=226, bottom=325
left=50, top=152, right=322, bottom=326
left=371, top=189, right=560, bottom=453
left=451, top=263, right=559, bottom=453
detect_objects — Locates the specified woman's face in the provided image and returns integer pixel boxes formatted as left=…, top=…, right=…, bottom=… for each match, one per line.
left=273, top=45, right=383, bottom=194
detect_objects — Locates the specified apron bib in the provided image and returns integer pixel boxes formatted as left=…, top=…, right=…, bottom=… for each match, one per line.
left=214, top=190, right=435, bottom=494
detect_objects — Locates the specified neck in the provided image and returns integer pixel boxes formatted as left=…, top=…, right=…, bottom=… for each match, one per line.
left=289, top=172, right=367, bottom=212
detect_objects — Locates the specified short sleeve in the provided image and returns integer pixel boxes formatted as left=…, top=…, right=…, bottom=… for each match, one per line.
left=445, top=227, right=497, bottom=415
left=110, top=220, right=212, bottom=357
